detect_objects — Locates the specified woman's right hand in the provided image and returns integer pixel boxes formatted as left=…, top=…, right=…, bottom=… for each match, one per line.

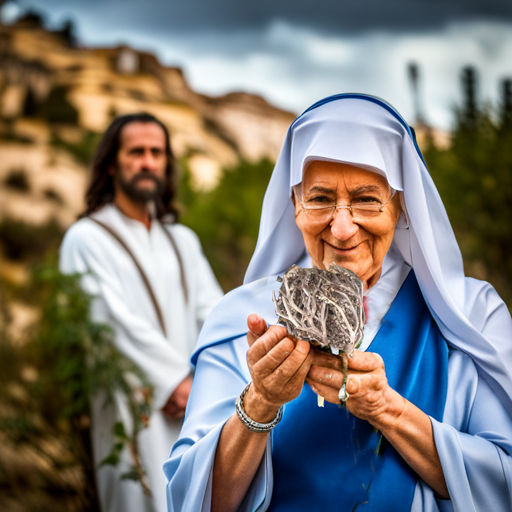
left=243, top=314, right=313, bottom=423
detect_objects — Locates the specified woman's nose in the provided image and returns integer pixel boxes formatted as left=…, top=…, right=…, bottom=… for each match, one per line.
left=329, top=208, right=359, bottom=240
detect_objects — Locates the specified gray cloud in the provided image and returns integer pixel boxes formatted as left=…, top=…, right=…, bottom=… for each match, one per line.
left=164, top=20, right=512, bottom=128
left=6, top=0, right=512, bottom=129
left=12, top=0, right=512, bottom=36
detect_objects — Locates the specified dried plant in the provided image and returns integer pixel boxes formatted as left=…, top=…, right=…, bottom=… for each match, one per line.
left=272, top=264, right=365, bottom=354
left=272, top=264, right=365, bottom=401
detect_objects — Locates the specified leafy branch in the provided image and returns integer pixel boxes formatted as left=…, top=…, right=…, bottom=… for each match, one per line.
left=0, top=262, right=154, bottom=510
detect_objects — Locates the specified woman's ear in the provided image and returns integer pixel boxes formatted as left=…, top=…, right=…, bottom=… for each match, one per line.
left=291, top=183, right=302, bottom=216
left=396, top=191, right=409, bottom=229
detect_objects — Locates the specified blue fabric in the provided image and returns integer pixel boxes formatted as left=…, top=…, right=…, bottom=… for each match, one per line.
left=191, top=275, right=282, bottom=366
left=166, top=271, right=512, bottom=511
left=268, top=271, right=449, bottom=511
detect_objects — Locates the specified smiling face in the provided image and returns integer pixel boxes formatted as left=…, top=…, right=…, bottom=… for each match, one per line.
left=293, top=160, right=401, bottom=289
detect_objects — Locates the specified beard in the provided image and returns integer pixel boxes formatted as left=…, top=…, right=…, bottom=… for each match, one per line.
left=116, top=168, right=166, bottom=203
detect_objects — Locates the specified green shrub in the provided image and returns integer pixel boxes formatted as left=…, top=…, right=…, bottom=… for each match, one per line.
left=0, top=218, right=64, bottom=261
left=51, top=130, right=101, bottom=166
left=179, top=158, right=274, bottom=291
left=0, top=263, right=153, bottom=510
left=424, top=104, right=512, bottom=307
left=38, top=86, right=79, bottom=124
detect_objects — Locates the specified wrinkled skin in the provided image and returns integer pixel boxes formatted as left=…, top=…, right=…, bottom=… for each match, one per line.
left=250, top=160, right=401, bottom=413
left=246, top=314, right=399, bottom=423
left=294, top=160, right=401, bottom=289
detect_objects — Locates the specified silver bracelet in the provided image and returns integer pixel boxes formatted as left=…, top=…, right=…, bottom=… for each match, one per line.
left=235, top=383, right=283, bottom=433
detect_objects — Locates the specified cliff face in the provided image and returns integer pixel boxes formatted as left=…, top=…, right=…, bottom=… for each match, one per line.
left=0, top=19, right=295, bottom=232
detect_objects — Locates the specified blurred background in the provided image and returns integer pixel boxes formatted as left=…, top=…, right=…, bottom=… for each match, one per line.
left=0, top=0, right=510, bottom=510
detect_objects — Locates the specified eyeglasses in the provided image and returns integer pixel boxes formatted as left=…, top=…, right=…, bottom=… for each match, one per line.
left=299, top=188, right=396, bottom=223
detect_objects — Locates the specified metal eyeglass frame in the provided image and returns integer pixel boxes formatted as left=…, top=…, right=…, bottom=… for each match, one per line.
left=299, top=188, right=397, bottom=220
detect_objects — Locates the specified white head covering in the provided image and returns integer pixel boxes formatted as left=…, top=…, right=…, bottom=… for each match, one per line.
left=245, top=93, right=512, bottom=403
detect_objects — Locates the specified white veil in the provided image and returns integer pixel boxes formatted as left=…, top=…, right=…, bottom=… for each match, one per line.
left=244, top=93, right=512, bottom=404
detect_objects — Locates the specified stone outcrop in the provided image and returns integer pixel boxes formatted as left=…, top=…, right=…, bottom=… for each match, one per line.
left=0, top=17, right=295, bottom=232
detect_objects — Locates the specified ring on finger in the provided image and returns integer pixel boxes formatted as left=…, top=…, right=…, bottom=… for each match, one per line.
left=338, top=383, right=349, bottom=402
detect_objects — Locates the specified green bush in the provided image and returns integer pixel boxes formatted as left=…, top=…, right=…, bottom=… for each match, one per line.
left=38, top=86, right=79, bottom=124
left=424, top=105, right=512, bottom=307
left=51, top=130, right=101, bottom=166
left=0, top=264, right=153, bottom=510
left=0, top=218, right=64, bottom=261
left=179, top=159, right=274, bottom=291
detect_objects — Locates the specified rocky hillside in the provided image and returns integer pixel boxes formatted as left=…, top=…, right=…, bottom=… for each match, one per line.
left=0, top=14, right=295, bottom=285
left=0, top=17, right=294, bottom=212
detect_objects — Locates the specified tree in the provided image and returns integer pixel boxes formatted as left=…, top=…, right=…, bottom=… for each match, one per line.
left=179, top=159, right=274, bottom=292
left=423, top=71, right=512, bottom=307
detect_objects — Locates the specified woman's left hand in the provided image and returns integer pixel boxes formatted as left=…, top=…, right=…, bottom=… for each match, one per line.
left=306, top=348, right=449, bottom=498
left=306, top=349, right=405, bottom=428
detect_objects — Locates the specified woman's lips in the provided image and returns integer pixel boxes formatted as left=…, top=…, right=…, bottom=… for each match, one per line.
left=324, top=240, right=363, bottom=253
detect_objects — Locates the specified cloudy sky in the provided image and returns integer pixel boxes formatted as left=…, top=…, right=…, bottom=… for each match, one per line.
left=3, top=0, right=512, bottom=129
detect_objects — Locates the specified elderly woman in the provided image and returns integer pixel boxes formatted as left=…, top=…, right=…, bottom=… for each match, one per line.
left=164, top=94, right=512, bottom=511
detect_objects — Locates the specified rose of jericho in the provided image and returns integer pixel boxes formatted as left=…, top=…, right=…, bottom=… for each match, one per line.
left=272, top=264, right=365, bottom=357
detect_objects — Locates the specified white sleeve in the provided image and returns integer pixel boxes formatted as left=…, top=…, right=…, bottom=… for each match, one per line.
left=429, top=350, right=512, bottom=512
left=173, top=225, right=224, bottom=330
left=164, top=337, right=272, bottom=512
left=59, top=224, right=192, bottom=409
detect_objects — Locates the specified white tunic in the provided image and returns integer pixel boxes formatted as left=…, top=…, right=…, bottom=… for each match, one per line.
left=59, top=203, right=223, bottom=512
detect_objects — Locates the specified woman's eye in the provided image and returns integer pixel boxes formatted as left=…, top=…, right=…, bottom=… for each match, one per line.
left=306, top=195, right=332, bottom=204
left=352, top=196, right=381, bottom=205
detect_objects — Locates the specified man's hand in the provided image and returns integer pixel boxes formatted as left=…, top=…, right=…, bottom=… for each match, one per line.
left=162, top=374, right=193, bottom=419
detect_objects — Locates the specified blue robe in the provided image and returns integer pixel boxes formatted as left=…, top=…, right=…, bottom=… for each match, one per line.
left=269, top=271, right=448, bottom=511
left=164, top=272, right=512, bottom=512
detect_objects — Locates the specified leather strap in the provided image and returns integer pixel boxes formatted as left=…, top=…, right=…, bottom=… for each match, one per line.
left=88, top=217, right=188, bottom=337
left=158, top=221, right=189, bottom=305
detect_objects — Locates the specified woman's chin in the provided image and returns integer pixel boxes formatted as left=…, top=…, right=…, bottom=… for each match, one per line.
left=322, top=248, right=368, bottom=273
left=324, top=257, right=365, bottom=277
left=320, top=256, right=376, bottom=287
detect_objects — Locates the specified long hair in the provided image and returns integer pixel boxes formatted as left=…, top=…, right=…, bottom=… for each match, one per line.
left=80, top=112, right=179, bottom=221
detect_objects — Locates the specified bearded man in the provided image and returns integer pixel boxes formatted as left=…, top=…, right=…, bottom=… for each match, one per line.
left=60, top=113, right=223, bottom=512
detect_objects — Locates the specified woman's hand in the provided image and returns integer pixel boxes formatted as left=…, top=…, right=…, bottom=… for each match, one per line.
left=212, top=314, right=313, bottom=512
left=211, top=315, right=314, bottom=512
left=306, top=349, right=405, bottom=428
left=244, top=314, right=313, bottom=423
left=306, top=348, right=448, bottom=497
